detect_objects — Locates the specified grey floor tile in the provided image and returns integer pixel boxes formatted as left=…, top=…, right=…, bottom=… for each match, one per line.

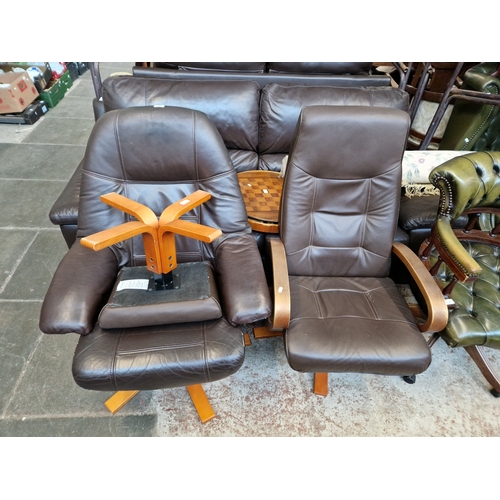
left=1, top=230, right=68, bottom=300
left=0, top=414, right=157, bottom=436
left=7, top=332, right=154, bottom=418
left=40, top=95, right=95, bottom=120
left=0, top=230, right=37, bottom=287
left=21, top=115, right=94, bottom=146
left=0, top=143, right=85, bottom=180
left=0, top=302, right=43, bottom=414
left=0, top=180, right=68, bottom=228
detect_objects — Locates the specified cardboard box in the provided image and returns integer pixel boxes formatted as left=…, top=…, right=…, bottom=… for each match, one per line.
left=0, top=63, right=52, bottom=93
left=0, top=72, right=39, bottom=114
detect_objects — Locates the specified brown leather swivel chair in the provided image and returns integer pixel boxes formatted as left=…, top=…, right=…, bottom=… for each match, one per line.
left=39, top=106, right=271, bottom=422
left=266, top=105, right=448, bottom=395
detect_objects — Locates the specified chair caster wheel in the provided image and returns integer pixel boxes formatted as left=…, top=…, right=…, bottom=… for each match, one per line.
left=491, top=388, right=500, bottom=398
left=403, top=375, right=416, bottom=384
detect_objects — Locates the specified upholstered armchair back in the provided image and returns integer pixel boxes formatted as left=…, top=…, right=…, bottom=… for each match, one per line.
left=77, top=106, right=250, bottom=268
left=280, top=105, right=410, bottom=278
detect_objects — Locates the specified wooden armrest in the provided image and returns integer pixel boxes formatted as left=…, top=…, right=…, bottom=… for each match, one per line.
left=268, top=237, right=291, bottom=331
left=392, top=242, right=448, bottom=333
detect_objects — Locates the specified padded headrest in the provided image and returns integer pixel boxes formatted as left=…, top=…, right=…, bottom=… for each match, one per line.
left=287, top=105, right=411, bottom=179
left=259, top=84, right=410, bottom=154
left=85, top=106, right=233, bottom=182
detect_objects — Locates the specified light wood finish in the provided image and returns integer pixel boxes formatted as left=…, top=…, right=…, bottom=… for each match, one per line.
left=104, top=390, right=140, bottom=414
left=186, top=384, right=215, bottom=424
left=101, top=192, right=159, bottom=228
left=392, top=242, right=448, bottom=333
left=253, top=325, right=283, bottom=339
left=268, top=237, right=291, bottom=331
left=80, top=190, right=221, bottom=275
left=313, top=373, right=328, bottom=396
left=244, top=333, right=252, bottom=346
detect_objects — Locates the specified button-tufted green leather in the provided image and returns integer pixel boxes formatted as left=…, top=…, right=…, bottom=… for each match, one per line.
left=422, top=151, right=500, bottom=348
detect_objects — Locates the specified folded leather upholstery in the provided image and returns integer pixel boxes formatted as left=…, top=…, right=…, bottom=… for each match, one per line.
left=282, top=106, right=431, bottom=375
left=258, top=85, right=410, bottom=171
left=40, top=106, right=271, bottom=392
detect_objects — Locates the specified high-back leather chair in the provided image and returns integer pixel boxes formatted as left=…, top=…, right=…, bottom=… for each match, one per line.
left=419, top=151, right=500, bottom=397
left=265, top=105, right=448, bottom=396
left=39, top=106, right=271, bottom=422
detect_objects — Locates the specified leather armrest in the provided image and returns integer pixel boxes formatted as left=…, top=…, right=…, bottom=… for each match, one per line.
left=392, top=242, right=448, bottom=333
left=49, top=161, right=83, bottom=227
left=215, top=234, right=271, bottom=325
left=39, top=242, right=118, bottom=335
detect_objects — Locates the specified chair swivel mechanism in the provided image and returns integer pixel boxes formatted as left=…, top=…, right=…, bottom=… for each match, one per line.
left=265, top=105, right=448, bottom=396
left=419, top=151, right=500, bottom=397
left=39, top=106, right=272, bottom=422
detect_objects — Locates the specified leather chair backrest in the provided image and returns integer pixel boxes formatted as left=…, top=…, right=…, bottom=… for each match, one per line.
left=77, top=106, right=251, bottom=268
left=429, top=151, right=500, bottom=221
left=102, top=76, right=261, bottom=171
left=258, top=84, right=410, bottom=171
left=280, top=105, right=410, bottom=278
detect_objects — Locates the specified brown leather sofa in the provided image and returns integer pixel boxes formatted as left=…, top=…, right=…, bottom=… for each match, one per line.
left=50, top=72, right=410, bottom=249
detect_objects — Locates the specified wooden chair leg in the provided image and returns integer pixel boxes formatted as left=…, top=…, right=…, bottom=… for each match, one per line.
left=105, top=390, right=140, bottom=414
left=313, top=372, right=328, bottom=396
left=464, top=345, right=500, bottom=396
left=186, top=384, right=216, bottom=423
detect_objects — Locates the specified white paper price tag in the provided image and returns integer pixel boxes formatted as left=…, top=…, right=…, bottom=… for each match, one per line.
left=116, top=279, right=150, bottom=291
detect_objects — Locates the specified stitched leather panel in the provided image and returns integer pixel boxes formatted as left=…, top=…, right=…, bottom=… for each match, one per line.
left=281, top=106, right=410, bottom=277
left=72, top=318, right=245, bottom=391
left=284, top=275, right=431, bottom=374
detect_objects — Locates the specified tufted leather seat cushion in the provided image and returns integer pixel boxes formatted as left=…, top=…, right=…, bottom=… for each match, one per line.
left=430, top=241, right=500, bottom=349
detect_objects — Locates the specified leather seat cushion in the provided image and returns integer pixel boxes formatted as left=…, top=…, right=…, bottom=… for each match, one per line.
left=72, top=318, right=245, bottom=391
left=284, top=275, right=431, bottom=375
left=432, top=241, right=500, bottom=349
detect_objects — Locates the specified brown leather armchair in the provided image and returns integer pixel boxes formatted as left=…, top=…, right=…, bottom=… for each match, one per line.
left=419, top=151, right=500, bottom=397
left=39, top=106, right=272, bottom=422
left=265, top=105, right=448, bottom=395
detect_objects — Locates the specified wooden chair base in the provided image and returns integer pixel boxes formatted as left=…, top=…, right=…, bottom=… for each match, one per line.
left=253, top=325, right=283, bottom=339
left=465, top=345, right=500, bottom=396
left=104, top=384, right=215, bottom=423
left=105, top=390, right=140, bottom=414
left=313, top=372, right=328, bottom=396
left=186, top=384, right=215, bottom=423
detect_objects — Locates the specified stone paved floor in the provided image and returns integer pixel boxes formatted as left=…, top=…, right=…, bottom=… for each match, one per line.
left=1, top=63, right=499, bottom=439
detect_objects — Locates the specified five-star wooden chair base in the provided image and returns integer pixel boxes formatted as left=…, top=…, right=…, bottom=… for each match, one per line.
left=104, top=384, right=215, bottom=424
